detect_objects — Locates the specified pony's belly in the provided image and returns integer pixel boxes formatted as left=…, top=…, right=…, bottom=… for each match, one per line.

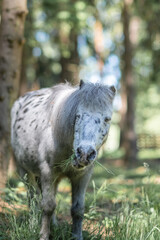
left=13, top=142, right=40, bottom=174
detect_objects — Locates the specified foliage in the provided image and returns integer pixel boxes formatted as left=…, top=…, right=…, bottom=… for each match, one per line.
left=134, top=0, right=160, bottom=83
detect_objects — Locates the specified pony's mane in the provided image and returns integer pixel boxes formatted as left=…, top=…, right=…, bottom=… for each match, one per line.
left=48, top=82, right=115, bottom=144
left=69, top=82, right=115, bottom=111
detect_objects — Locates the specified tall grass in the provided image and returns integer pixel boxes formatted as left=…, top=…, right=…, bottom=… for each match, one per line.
left=3, top=188, right=41, bottom=240
left=1, top=163, right=160, bottom=240
left=104, top=201, right=160, bottom=240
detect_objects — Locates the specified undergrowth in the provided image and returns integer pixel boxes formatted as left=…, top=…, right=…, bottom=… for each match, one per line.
left=0, top=162, right=160, bottom=240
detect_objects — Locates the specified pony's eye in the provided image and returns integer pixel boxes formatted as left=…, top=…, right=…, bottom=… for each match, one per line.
left=76, top=114, right=81, bottom=119
left=104, top=117, right=111, bottom=123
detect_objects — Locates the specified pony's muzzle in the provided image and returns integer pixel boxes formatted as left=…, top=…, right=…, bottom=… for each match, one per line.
left=73, top=146, right=97, bottom=169
left=77, top=146, right=96, bottom=161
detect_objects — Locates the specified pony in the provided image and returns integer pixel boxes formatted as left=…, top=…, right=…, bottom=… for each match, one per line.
left=11, top=80, right=116, bottom=240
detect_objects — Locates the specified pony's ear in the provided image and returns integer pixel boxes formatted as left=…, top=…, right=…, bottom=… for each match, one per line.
left=79, top=79, right=85, bottom=89
left=109, top=85, right=116, bottom=95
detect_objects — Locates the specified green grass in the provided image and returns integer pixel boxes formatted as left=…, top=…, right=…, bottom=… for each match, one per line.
left=100, top=147, right=160, bottom=161
left=138, top=149, right=160, bottom=160
left=1, top=159, right=160, bottom=240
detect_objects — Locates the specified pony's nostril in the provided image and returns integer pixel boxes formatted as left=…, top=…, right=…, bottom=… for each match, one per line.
left=76, top=146, right=96, bottom=162
left=87, top=149, right=96, bottom=161
left=77, top=147, right=82, bottom=157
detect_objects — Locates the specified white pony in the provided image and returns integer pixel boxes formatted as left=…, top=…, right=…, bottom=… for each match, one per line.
left=11, top=80, right=116, bottom=240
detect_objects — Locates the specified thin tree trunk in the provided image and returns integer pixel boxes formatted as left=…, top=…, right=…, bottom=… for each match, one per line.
left=60, top=29, right=79, bottom=85
left=120, top=0, right=137, bottom=166
left=94, top=20, right=104, bottom=80
left=19, top=0, right=34, bottom=96
left=18, top=46, right=27, bottom=96
left=0, top=0, right=28, bottom=188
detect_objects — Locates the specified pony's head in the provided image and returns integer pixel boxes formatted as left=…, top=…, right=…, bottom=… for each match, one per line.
left=72, top=80, right=116, bottom=169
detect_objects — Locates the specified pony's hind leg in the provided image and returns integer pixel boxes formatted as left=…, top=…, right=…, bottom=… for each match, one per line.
left=22, top=173, right=41, bottom=207
left=51, top=177, right=60, bottom=226
left=16, top=167, right=35, bottom=205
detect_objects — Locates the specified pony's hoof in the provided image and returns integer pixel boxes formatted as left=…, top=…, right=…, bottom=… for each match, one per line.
left=39, top=232, right=49, bottom=240
left=72, top=233, right=83, bottom=240
left=52, top=215, right=58, bottom=226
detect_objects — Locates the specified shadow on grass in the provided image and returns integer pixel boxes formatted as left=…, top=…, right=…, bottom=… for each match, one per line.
left=1, top=158, right=160, bottom=239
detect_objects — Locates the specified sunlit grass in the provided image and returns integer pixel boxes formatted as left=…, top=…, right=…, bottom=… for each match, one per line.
left=138, top=149, right=160, bottom=160
left=100, top=147, right=160, bottom=161
left=0, top=160, right=160, bottom=239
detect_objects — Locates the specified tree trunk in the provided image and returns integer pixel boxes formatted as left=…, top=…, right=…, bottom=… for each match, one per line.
left=19, top=0, right=34, bottom=96
left=0, top=0, right=28, bottom=188
left=94, top=20, right=105, bottom=80
left=60, top=29, right=79, bottom=85
left=120, top=0, right=137, bottom=166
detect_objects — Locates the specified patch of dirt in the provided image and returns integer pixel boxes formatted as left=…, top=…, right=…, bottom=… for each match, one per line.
left=0, top=197, right=28, bottom=215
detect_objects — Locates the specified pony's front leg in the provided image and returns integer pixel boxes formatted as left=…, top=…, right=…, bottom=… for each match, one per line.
left=39, top=170, right=56, bottom=240
left=71, top=172, right=92, bottom=240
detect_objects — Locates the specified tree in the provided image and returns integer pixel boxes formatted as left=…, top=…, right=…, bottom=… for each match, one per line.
left=19, top=0, right=34, bottom=96
left=59, top=28, right=80, bottom=84
left=120, top=0, right=137, bottom=166
left=0, top=0, right=28, bottom=188
left=134, top=0, right=160, bottom=84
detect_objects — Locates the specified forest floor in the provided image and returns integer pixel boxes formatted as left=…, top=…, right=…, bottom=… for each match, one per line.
left=0, top=156, right=160, bottom=240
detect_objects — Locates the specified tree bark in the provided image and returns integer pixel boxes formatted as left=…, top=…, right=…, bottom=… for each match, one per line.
left=120, top=0, right=137, bottom=166
left=19, top=0, right=34, bottom=96
left=60, top=29, right=79, bottom=85
left=0, top=0, right=28, bottom=188
left=94, top=20, right=105, bottom=80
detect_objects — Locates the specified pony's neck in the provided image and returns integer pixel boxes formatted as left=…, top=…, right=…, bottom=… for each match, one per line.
left=52, top=88, right=76, bottom=150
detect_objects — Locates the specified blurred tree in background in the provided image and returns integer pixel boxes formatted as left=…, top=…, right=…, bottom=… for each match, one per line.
left=120, top=0, right=137, bottom=166
left=0, top=0, right=160, bottom=186
left=0, top=0, right=27, bottom=188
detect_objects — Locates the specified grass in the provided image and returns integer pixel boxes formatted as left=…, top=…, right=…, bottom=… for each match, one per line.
left=101, top=148, right=160, bottom=161
left=0, top=158, right=160, bottom=240
left=54, top=152, right=75, bottom=172
left=138, top=149, right=160, bottom=160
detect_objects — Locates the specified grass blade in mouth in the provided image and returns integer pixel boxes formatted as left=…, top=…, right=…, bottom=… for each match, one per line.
left=54, top=153, right=76, bottom=171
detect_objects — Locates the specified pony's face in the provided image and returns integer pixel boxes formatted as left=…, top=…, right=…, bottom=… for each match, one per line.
left=72, top=107, right=113, bottom=169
